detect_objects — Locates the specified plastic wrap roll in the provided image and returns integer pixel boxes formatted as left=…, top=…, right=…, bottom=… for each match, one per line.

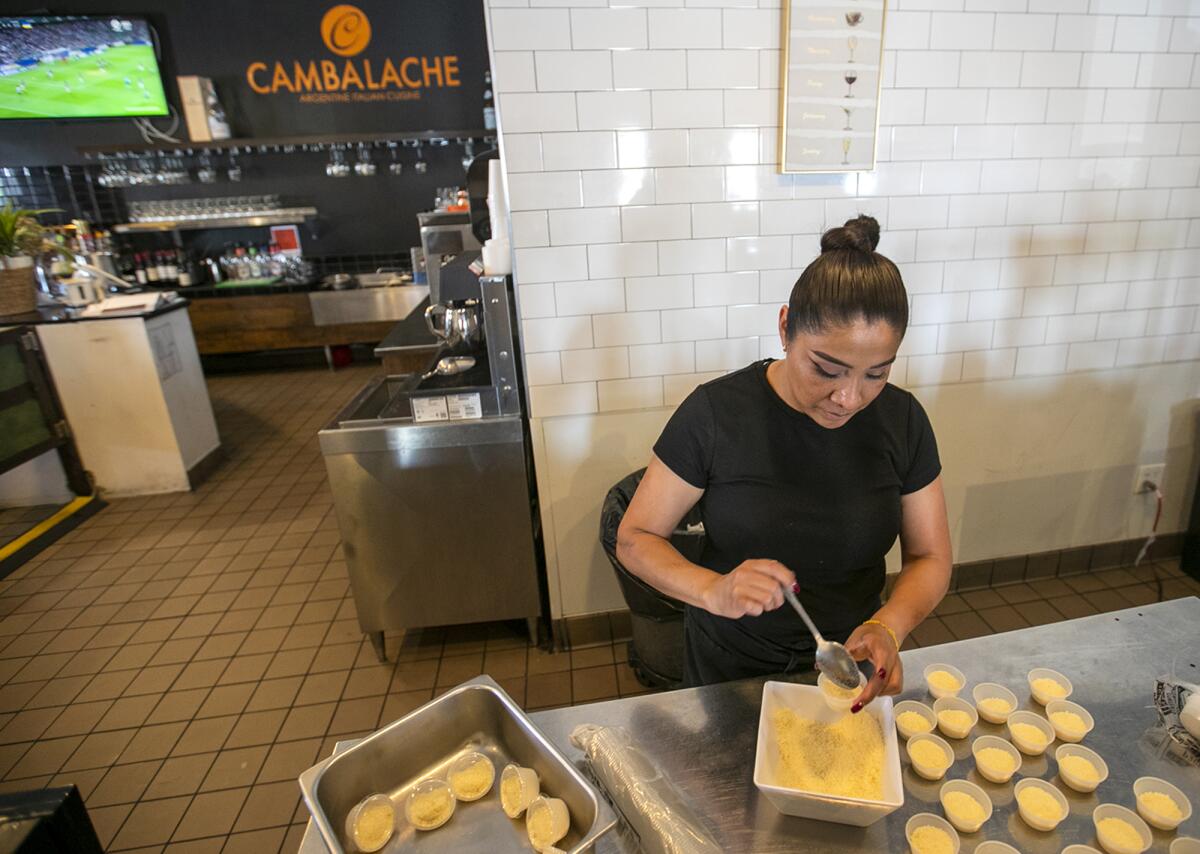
left=570, top=725, right=721, bottom=854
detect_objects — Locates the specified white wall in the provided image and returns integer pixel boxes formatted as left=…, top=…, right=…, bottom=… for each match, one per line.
left=482, top=0, right=1200, bottom=617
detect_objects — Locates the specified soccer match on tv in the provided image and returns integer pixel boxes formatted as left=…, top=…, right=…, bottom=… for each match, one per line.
left=0, top=16, right=169, bottom=120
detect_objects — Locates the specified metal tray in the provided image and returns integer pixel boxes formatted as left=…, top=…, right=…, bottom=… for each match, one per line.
left=298, top=676, right=617, bottom=853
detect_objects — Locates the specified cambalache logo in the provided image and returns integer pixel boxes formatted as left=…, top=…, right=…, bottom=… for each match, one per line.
left=246, top=4, right=460, bottom=104
left=320, top=5, right=371, bottom=57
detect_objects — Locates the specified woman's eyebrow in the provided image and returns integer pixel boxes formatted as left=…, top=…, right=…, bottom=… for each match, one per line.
left=812, top=350, right=897, bottom=370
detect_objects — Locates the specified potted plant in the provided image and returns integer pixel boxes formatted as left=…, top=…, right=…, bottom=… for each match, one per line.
left=0, top=203, right=54, bottom=315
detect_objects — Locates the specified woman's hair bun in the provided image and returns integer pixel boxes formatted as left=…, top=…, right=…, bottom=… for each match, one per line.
left=820, top=214, right=881, bottom=254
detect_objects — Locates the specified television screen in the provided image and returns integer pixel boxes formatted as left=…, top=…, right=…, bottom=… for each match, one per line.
left=0, top=16, right=169, bottom=120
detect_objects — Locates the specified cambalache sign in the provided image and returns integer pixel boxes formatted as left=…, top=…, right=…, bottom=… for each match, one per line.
left=245, top=4, right=461, bottom=104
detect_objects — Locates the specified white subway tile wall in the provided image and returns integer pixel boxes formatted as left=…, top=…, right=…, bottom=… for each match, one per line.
left=487, top=0, right=1200, bottom=417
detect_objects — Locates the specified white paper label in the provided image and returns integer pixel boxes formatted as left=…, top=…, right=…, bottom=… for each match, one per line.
left=412, top=396, right=449, bottom=423
left=446, top=393, right=483, bottom=420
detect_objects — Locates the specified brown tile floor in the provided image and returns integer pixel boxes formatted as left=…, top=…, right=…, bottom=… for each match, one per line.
left=0, top=364, right=1197, bottom=852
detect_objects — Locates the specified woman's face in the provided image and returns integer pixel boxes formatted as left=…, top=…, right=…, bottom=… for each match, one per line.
left=774, top=307, right=903, bottom=429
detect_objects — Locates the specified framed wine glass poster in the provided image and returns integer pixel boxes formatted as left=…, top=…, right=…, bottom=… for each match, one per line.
left=778, top=0, right=886, bottom=173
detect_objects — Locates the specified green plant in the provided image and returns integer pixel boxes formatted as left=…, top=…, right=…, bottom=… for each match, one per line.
left=0, top=203, right=57, bottom=258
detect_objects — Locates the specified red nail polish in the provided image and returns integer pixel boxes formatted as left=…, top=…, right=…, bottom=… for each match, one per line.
left=850, top=702, right=862, bottom=714
left=792, top=582, right=801, bottom=594
left=877, top=668, right=887, bottom=680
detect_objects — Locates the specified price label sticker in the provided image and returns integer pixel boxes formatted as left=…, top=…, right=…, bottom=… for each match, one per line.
left=412, top=396, right=449, bottom=423
left=446, top=393, right=483, bottom=420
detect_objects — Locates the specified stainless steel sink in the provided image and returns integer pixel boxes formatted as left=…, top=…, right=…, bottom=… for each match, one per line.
left=299, top=676, right=616, bottom=852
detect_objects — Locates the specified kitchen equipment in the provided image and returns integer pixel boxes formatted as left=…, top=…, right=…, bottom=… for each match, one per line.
left=319, top=274, right=542, bottom=661
left=424, top=299, right=482, bottom=348
left=418, top=210, right=481, bottom=303
left=323, top=273, right=358, bottom=291
left=752, top=680, right=903, bottom=826
left=298, top=676, right=617, bottom=854
left=355, top=268, right=412, bottom=288
left=423, top=355, right=476, bottom=379
left=783, top=583, right=861, bottom=689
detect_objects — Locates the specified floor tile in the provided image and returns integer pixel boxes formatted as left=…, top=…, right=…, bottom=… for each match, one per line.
left=144, top=752, right=218, bottom=800
left=199, top=746, right=270, bottom=793
left=109, top=795, right=191, bottom=850
left=170, top=787, right=249, bottom=841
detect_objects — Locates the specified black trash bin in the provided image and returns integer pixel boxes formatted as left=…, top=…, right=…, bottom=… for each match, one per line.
left=599, top=468, right=704, bottom=689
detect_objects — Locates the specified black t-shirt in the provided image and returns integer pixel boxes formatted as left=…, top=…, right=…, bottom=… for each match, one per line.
left=653, top=359, right=941, bottom=654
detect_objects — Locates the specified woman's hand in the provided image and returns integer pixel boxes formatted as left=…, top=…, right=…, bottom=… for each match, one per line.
left=844, top=622, right=903, bottom=711
left=700, top=560, right=795, bottom=619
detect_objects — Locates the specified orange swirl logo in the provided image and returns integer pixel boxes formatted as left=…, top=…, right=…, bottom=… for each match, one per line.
left=321, top=5, right=371, bottom=57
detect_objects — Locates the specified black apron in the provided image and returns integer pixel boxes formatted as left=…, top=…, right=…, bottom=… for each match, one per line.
left=681, top=600, right=873, bottom=688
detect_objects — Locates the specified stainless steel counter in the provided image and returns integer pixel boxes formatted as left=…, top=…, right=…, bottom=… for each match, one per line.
left=298, top=597, right=1200, bottom=852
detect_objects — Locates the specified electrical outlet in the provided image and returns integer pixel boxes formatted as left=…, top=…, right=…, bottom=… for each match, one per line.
left=1133, top=464, right=1165, bottom=494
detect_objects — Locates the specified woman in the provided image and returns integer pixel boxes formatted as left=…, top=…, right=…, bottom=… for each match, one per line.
left=616, top=215, right=952, bottom=711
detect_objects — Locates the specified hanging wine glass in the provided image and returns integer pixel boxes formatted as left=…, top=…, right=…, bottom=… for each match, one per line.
left=227, top=150, right=242, bottom=182
left=388, top=142, right=403, bottom=176
left=354, top=144, right=376, bottom=177
left=461, top=137, right=475, bottom=173
left=413, top=140, right=428, bottom=174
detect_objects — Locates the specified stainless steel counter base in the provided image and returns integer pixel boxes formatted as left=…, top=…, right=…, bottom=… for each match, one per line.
left=299, top=598, right=1199, bottom=852
left=309, top=285, right=429, bottom=326
left=319, top=412, right=541, bottom=640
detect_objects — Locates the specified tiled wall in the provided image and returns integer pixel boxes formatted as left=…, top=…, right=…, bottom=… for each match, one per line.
left=482, top=0, right=1200, bottom=617
left=486, top=0, right=1200, bottom=418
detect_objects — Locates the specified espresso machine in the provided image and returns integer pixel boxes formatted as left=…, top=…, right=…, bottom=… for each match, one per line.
left=318, top=260, right=543, bottom=660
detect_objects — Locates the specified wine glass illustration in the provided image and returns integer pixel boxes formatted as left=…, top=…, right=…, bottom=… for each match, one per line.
left=842, top=106, right=853, bottom=130
left=842, top=138, right=852, bottom=165
left=844, top=69, right=858, bottom=98
left=848, top=34, right=859, bottom=62
left=846, top=11, right=863, bottom=26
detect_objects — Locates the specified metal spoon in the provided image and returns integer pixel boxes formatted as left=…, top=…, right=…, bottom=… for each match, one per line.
left=783, top=583, right=862, bottom=690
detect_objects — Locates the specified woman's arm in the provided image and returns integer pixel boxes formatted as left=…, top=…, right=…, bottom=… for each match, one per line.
left=846, top=475, right=953, bottom=708
left=616, top=455, right=795, bottom=618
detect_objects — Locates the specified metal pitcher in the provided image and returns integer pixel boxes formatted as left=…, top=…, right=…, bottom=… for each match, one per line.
left=424, top=299, right=482, bottom=347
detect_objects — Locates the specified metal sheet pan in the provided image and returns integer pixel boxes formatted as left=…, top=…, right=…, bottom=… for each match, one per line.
left=298, top=676, right=617, bottom=853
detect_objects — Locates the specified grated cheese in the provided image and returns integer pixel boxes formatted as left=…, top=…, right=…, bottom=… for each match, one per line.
left=1058, top=754, right=1099, bottom=784
left=528, top=801, right=567, bottom=850
left=822, top=677, right=860, bottom=699
left=1050, top=710, right=1088, bottom=737
left=1032, top=677, right=1067, bottom=699
left=910, top=825, right=955, bottom=854
left=897, top=711, right=933, bottom=734
left=943, top=791, right=986, bottom=825
left=501, top=774, right=527, bottom=816
left=449, top=757, right=494, bottom=800
left=937, top=710, right=973, bottom=733
left=1017, top=786, right=1063, bottom=823
left=978, top=697, right=1013, bottom=717
left=352, top=801, right=394, bottom=851
left=1011, top=722, right=1048, bottom=750
left=928, top=670, right=962, bottom=693
left=909, top=739, right=949, bottom=771
left=1097, top=817, right=1143, bottom=849
left=772, top=707, right=885, bottom=799
left=1137, top=791, right=1183, bottom=821
left=409, top=788, right=453, bottom=830
left=976, top=747, right=1017, bottom=777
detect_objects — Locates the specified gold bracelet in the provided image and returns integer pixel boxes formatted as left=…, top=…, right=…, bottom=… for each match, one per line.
left=863, top=619, right=899, bottom=651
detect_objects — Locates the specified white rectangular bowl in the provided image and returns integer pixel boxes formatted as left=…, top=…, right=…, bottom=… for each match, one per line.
left=752, top=680, right=904, bottom=827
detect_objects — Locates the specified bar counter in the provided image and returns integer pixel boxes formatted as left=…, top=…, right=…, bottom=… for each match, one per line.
left=299, top=597, right=1200, bottom=852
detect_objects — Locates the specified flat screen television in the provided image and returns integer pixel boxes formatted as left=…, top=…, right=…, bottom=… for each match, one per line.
left=0, top=15, right=169, bottom=120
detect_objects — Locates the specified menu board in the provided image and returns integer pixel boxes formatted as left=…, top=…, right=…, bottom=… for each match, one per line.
left=779, top=0, right=886, bottom=174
